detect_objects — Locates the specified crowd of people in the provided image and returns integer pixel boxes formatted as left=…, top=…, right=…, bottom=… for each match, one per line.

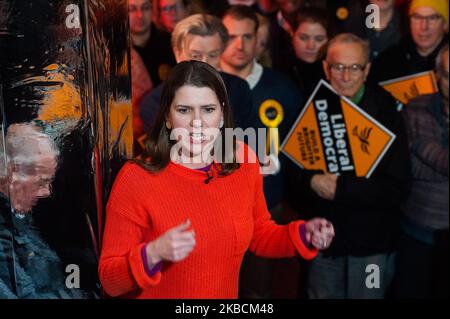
left=101, top=0, right=448, bottom=299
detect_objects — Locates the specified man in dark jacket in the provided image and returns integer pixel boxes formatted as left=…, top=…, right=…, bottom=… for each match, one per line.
left=0, top=123, right=90, bottom=298
left=129, top=0, right=176, bottom=87
left=139, top=13, right=254, bottom=135
left=370, top=0, right=448, bottom=83
left=286, top=33, right=411, bottom=298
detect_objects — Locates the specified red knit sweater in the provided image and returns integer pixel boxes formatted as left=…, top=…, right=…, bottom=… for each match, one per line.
left=99, top=143, right=317, bottom=299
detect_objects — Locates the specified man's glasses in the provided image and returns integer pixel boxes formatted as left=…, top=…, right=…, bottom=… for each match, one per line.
left=327, top=63, right=367, bottom=76
left=410, top=14, right=443, bottom=26
left=160, top=2, right=183, bottom=13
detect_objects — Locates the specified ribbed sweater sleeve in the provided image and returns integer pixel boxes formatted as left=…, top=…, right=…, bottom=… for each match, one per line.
left=99, top=165, right=161, bottom=297
left=249, top=161, right=318, bottom=260
left=99, top=147, right=318, bottom=299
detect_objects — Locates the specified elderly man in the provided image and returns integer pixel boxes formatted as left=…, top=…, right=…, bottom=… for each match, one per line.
left=139, top=13, right=254, bottom=134
left=286, top=33, right=411, bottom=298
left=394, top=44, right=449, bottom=298
left=371, top=0, right=448, bottom=82
left=0, top=122, right=88, bottom=298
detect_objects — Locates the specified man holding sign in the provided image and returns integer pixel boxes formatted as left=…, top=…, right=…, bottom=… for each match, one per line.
left=285, top=33, right=411, bottom=298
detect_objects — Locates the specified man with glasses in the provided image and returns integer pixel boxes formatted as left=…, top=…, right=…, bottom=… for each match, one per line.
left=322, top=36, right=371, bottom=103
left=156, top=0, right=188, bottom=33
left=287, top=33, right=411, bottom=298
left=370, top=0, right=448, bottom=83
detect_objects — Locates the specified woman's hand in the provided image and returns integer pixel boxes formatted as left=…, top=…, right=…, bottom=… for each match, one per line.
left=145, top=219, right=196, bottom=266
left=304, top=218, right=335, bottom=250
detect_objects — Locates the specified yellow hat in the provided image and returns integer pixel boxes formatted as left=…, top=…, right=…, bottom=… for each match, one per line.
left=409, top=0, right=449, bottom=25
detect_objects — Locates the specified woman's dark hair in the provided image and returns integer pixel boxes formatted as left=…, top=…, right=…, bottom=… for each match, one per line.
left=135, top=60, right=240, bottom=175
left=293, top=7, right=332, bottom=38
left=292, top=7, right=332, bottom=62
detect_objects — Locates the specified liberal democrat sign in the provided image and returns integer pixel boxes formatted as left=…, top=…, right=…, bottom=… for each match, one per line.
left=281, top=80, right=395, bottom=178
left=379, top=71, right=438, bottom=105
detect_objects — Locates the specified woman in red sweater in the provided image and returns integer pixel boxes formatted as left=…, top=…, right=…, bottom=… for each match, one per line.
left=99, top=61, right=335, bottom=299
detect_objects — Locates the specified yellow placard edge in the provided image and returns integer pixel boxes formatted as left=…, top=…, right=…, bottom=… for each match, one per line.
left=280, top=79, right=330, bottom=170
left=379, top=70, right=437, bottom=88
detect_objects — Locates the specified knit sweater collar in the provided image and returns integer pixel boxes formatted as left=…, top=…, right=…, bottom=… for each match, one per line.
left=167, top=160, right=221, bottom=182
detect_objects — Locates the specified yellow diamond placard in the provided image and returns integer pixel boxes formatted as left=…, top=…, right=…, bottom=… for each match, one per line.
left=380, top=71, right=438, bottom=105
left=281, top=80, right=396, bottom=177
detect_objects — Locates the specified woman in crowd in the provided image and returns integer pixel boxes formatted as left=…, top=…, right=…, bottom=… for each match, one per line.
left=282, top=7, right=331, bottom=97
left=99, top=60, right=335, bottom=299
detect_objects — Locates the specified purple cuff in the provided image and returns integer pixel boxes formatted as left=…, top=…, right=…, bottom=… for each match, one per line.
left=299, top=223, right=314, bottom=249
left=141, top=245, right=162, bottom=277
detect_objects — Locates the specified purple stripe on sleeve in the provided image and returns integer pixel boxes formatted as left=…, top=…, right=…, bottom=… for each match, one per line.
left=299, top=223, right=314, bottom=249
left=141, top=245, right=162, bottom=277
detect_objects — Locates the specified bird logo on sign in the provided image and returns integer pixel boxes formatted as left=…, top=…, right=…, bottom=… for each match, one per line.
left=352, top=126, right=372, bottom=155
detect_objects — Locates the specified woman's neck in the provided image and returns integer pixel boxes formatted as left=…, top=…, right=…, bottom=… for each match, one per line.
left=173, top=152, right=213, bottom=170
left=376, top=7, right=394, bottom=31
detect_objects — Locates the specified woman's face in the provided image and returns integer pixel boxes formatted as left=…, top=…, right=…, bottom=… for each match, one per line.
left=167, top=85, right=223, bottom=160
left=293, top=21, right=328, bottom=63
